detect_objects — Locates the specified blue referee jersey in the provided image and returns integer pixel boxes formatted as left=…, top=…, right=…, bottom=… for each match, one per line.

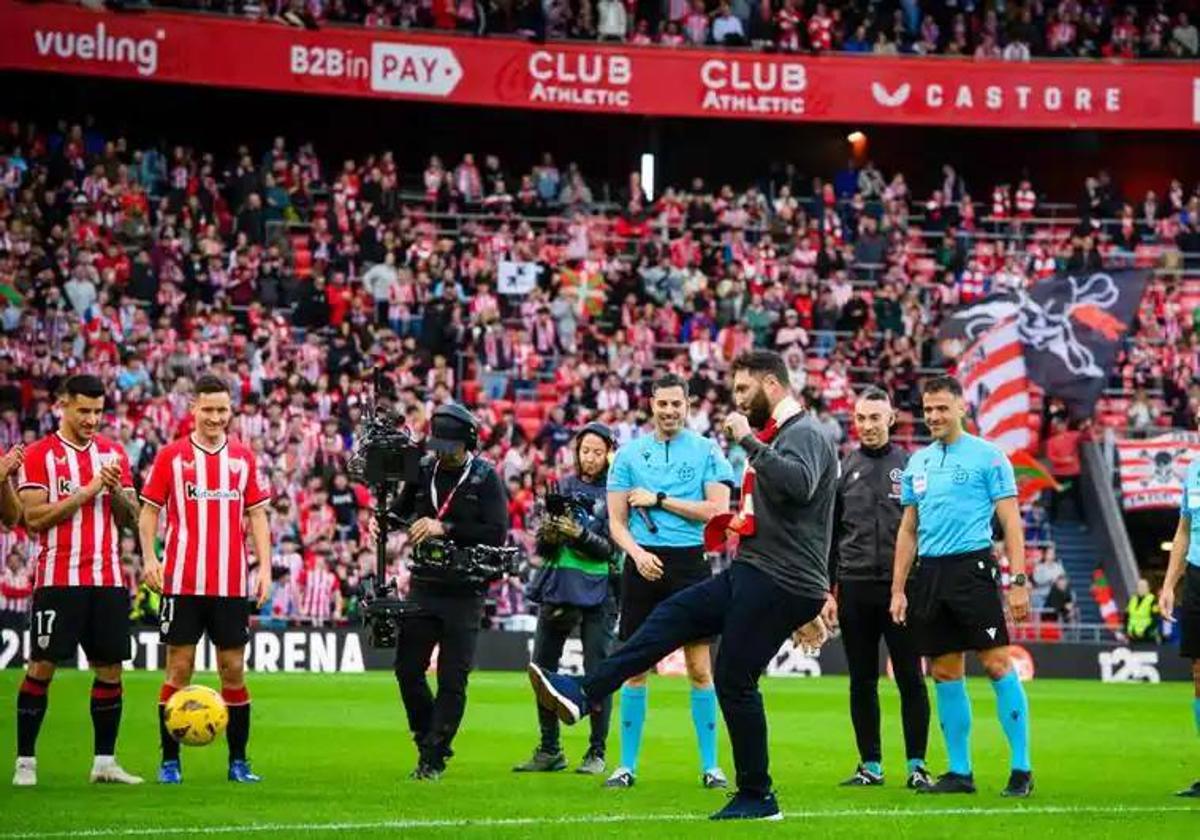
left=1180, top=459, right=1200, bottom=568
left=608, top=429, right=734, bottom=547
left=900, top=432, right=1016, bottom=558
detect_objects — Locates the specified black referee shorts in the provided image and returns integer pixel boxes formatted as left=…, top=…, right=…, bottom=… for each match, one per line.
left=618, top=545, right=712, bottom=641
left=29, top=586, right=130, bottom=665
left=159, top=594, right=251, bottom=650
left=1180, top=565, right=1200, bottom=660
left=907, top=549, right=1009, bottom=658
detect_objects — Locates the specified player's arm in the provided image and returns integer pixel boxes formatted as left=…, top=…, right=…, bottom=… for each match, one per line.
left=1160, top=514, right=1189, bottom=618
left=994, top=496, right=1030, bottom=621
left=138, top=501, right=165, bottom=591
left=658, top=481, right=731, bottom=523
left=0, top=478, right=21, bottom=529
left=0, top=444, right=23, bottom=528
left=109, top=488, right=140, bottom=531
left=19, top=480, right=104, bottom=533
left=889, top=505, right=918, bottom=624
left=248, top=505, right=272, bottom=606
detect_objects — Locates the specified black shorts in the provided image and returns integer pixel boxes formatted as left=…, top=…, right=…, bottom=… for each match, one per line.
left=618, top=545, right=712, bottom=641
left=1179, top=565, right=1200, bottom=659
left=29, top=586, right=130, bottom=665
left=907, top=550, right=1009, bottom=657
left=160, top=594, right=251, bottom=650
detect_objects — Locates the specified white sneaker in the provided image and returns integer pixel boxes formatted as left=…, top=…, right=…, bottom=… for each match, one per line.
left=89, top=758, right=144, bottom=785
left=13, top=757, right=36, bottom=787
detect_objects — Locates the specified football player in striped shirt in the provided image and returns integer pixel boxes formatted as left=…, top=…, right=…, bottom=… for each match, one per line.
left=13, top=374, right=143, bottom=787
left=138, top=375, right=272, bottom=784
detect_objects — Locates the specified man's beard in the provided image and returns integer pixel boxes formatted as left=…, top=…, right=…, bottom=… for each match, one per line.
left=746, top=387, right=772, bottom=429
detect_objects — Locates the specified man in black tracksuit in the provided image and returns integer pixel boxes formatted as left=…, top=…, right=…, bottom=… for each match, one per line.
left=829, top=387, right=931, bottom=789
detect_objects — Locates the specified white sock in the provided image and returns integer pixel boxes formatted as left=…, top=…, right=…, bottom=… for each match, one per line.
left=92, top=755, right=115, bottom=770
left=16, top=757, right=36, bottom=768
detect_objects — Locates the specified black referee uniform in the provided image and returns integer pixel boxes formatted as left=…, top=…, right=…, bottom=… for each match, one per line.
left=830, top=441, right=929, bottom=782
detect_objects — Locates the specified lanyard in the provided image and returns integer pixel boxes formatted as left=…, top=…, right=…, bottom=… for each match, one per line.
left=431, top=455, right=474, bottom=521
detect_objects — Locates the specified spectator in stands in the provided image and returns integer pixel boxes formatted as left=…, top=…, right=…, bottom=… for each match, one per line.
left=1045, top=419, right=1089, bottom=525
left=1043, top=575, right=1079, bottom=625
left=1126, top=388, right=1158, bottom=437
left=1031, top=543, right=1065, bottom=607
left=1172, top=12, right=1199, bottom=55
left=597, top=0, right=627, bottom=40
left=1126, top=578, right=1160, bottom=643
left=712, top=2, right=746, bottom=45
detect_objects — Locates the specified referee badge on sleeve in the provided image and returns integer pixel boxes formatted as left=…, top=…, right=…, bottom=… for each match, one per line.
left=913, top=473, right=927, bottom=495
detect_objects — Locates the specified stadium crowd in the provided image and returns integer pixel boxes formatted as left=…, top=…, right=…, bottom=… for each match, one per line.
left=143, top=0, right=1200, bottom=59
left=0, top=114, right=1198, bottom=630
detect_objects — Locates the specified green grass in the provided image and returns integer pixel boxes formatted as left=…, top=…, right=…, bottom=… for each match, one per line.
left=0, top=670, right=1197, bottom=838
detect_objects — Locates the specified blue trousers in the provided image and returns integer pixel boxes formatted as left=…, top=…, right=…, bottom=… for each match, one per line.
left=582, top=562, right=824, bottom=795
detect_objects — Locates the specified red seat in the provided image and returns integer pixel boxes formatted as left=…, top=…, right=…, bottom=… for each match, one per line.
left=517, top=417, right=542, bottom=440
left=515, top=402, right=544, bottom=420
left=460, top=380, right=481, bottom=406
left=536, top=382, right=558, bottom=401
left=490, top=399, right=514, bottom=416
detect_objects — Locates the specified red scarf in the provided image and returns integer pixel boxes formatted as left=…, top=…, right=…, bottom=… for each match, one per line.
left=704, top=397, right=802, bottom=551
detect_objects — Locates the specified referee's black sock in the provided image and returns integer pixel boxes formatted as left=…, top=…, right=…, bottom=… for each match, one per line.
left=17, top=675, right=50, bottom=758
left=90, top=679, right=123, bottom=756
left=222, top=686, right=251, bottom=763
left=159, top=683, right=181, bottom=763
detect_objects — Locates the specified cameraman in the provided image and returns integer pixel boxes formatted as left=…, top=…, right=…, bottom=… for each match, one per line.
left=515, top=423, right=618, bottom=776
left=392, top=403, right=508, bottom=781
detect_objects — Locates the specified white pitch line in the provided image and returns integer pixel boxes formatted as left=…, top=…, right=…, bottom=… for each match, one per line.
left=1, top=804, right=1196, bottom=838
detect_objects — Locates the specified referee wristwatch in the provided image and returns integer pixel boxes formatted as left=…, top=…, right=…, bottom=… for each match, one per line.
left=655, top=491, right=667, bottom=509
left=1011, top=572, right=1028, bottom=587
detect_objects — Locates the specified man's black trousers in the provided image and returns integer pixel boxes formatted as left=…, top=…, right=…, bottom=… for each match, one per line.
left=394, top=588, right=483, bottom=769
left=581, top=561, right=823, bottom=796
left=837, top=579, right=929, bottom=766
left=530, top=600, right=616, bottom=755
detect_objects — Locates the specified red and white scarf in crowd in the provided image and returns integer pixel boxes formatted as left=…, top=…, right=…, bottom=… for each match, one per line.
left=703, top=396, right=803, bottom=551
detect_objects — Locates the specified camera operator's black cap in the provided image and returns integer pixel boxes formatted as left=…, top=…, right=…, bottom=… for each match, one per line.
left=428, top=402, right=480, bottom=453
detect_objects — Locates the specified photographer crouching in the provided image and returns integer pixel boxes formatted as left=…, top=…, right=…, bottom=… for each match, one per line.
left=515, top=423, right=619, bottom=776
left=391, top=403, right=509, bottom=780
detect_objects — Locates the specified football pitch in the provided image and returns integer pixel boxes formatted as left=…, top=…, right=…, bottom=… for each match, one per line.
left=0, top=670, right=1196, bottom=838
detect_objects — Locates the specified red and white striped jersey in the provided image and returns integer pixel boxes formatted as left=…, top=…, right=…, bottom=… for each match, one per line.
left=141, top=435, right=271, bottom=598
left=0, top=566, right=32, bottom=612
left=17, top=433, right=133, bottom=590
left=300, top=566, right=340, bottom=623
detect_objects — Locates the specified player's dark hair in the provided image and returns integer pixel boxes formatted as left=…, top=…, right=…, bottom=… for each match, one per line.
left=730, top=350, right=791, bottom=387
left=651, top=373, right=690, bottom=398
left=922, top=375, right=964, bottom=399
left=194, top=374, right=232, bottom=397
left=59, top=374, right=105, bottom=401
left=857, top=386, right=892, bottom=405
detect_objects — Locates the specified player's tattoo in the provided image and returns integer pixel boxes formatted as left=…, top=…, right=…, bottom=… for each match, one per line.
left=110, top=487, right=141, bottom=531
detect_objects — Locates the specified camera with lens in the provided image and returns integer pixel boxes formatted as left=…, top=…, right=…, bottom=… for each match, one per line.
left=349, top=403, right=428, bottom=648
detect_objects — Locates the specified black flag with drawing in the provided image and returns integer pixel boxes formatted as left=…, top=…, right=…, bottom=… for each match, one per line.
left=938, top=269, right=1151, bottom=418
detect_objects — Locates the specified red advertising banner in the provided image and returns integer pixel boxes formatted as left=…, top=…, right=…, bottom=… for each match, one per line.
left=2, top=1, right=1198, bottom=129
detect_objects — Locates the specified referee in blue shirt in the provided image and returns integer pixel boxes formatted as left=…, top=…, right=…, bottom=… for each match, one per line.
left=890, top=375, right=1033, bottom=797
left=604, top=373, right=734, bottom=789
left=1159, top=453, right=1200, bottom=798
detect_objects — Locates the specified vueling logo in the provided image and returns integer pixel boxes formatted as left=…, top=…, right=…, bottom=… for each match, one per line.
left=184, top=482, right=241, bottom=502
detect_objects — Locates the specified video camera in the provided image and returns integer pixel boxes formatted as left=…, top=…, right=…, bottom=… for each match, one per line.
left=348, top=399, right=426, bottom=649
left=542, top=480, right=598, bottom=520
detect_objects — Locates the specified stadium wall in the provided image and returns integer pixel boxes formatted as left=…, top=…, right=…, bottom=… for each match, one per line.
left=0, top=627, right=1192, bottom=682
